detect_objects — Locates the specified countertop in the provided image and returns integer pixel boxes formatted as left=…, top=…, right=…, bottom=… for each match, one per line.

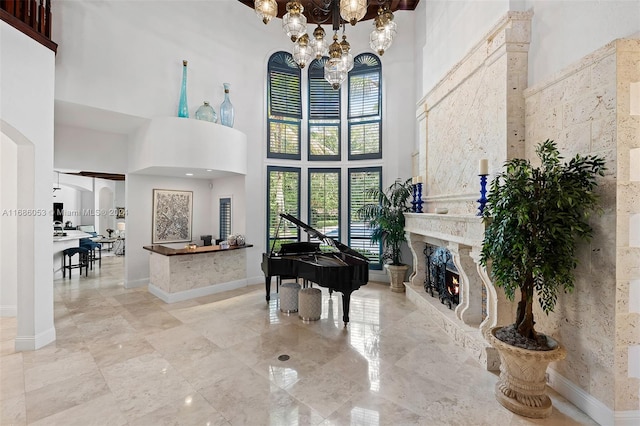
left=53, top=231, right=92, bottom=242
left=143, top=244, right=253, bottom=256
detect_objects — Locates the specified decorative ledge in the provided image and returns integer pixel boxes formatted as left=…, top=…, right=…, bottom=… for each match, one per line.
left=129, top=116, right=247, bottom=177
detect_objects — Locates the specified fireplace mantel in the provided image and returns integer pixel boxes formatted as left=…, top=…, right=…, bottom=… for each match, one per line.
left=404, top=213, right=513, bottom=371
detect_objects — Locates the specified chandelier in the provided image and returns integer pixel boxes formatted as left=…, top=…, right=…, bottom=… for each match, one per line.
left=244, top=0, right=417, bottom=89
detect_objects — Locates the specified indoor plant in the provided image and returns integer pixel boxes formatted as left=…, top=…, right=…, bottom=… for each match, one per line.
left=358, top=178, right=413, bottom=292
left=479, top=139, right=606, bottom=418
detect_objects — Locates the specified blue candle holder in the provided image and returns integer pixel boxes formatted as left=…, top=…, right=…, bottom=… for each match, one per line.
left=415, top=183, right=423, bottom=213
left=411, top=184, right=418, bottom=212
left=477, top=174, right=488, bottom=216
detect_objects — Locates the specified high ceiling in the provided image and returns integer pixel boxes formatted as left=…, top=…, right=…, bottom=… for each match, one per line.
left=237, top=0, right=420, bottom=26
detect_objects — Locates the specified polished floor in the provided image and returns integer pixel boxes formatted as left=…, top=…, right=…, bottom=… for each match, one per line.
left=1, top=256, right=598, bottom=425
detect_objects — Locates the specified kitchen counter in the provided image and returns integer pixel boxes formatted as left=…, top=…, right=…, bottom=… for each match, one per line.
left=143, top=243, right=252, bottom=256
left=144, top=243, right=253, bottom=303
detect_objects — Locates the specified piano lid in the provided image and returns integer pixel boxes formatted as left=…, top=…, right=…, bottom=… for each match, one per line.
left=279, top=213, right=370, bottom=263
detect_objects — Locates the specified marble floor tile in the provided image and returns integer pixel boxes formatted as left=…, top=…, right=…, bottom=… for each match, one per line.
left=28, top=393, right=127, bottom=426
left=0, top=392, right=26, bottom=426
left=25, top=370, right=110, bottom=423
left=0, top=256, right=599, bottom=425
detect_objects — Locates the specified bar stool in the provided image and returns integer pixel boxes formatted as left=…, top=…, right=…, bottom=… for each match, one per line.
left=298, top=288, right=322, bottom=322
left=279, top=282, right=301, bottom=314
left=80, top=238, right=102, bottom=269
left=62, top=247, right=89, bottom=278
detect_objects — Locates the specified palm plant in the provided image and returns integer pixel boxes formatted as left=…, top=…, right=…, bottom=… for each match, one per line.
left=357, top=178, right=413, bottom=265
left=480, top=140, right=606, bottom=343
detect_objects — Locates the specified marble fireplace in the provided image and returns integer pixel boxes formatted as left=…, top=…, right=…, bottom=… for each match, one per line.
left=404, top=213, right=512, bottom=371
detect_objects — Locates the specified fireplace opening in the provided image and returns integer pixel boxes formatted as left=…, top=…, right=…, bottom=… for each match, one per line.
left=423, top=245, right=459, bottom=309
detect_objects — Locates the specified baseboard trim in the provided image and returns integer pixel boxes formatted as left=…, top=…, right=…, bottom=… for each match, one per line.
left=14, top=326, right=56, bottom=351
left=545, top=368, right=640, bottom=426
left=124, top=278, right=148, bottom=289
left=0, top=305, right=17, bottom=317
left=148, top=279, right=249, bottom=303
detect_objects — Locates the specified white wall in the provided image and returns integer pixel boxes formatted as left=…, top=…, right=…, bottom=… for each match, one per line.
left=421, top=0, right=511, bottom=93
left=124, top=175, right=216, bottom=288
left=523, top=0, right=640, bottom=86
left=55, top=125, right=129, bottom=174
left=1, top=134, right=18, bottom=316
left=1, top=20, right=56, bottom=349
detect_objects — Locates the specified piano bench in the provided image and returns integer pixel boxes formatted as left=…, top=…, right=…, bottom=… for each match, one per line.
left=298, top=288, right=322, bottom=322
left=280, top=282, right=301, bottom=314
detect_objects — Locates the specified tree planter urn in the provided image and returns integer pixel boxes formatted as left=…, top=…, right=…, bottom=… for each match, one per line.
left=384, top=264, right=409, bottom=293
left=488, top=326, right=567, bottom=418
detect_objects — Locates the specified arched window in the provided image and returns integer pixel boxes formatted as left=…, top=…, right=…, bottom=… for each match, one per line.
left=267, top=52, right=302, bottom=159
left=308, top=58, right=341, bottom=161
left=348, top=54, right=382, bottom=160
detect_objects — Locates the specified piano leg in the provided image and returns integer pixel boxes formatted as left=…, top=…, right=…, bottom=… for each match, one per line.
left=341, top=291, right=351, bottom=326
left=265, top=276, right=272, bottom=302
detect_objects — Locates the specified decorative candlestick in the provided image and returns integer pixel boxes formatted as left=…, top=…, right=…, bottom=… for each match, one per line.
left=411, top=183, right=418, bottom=212
left=477, top=174, right=488, bottom=216
left=415, top=182, right=423, bottom=213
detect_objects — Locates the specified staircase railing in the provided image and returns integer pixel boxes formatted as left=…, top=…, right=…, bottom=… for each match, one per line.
left=0, top=0, right=57, bottom=52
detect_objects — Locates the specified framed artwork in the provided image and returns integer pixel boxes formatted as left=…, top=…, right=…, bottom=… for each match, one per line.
left=152, top=189, right=193, bottom=244
left=116, top=207, right=126, bottom=219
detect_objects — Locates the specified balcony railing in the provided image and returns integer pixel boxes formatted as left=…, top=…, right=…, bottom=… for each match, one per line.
left=0, top=0, right=57, bottom=52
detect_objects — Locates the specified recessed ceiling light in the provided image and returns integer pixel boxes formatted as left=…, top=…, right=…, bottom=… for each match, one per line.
left=206, top=169, right=213, bottom=172
left=185, top=173, right=194, bottom=176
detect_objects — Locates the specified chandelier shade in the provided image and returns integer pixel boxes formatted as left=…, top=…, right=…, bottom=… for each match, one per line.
left=293, top=33, right=313, bottom=68
left=340, top=0, right=367, bottom=26
left=255, top=0, right=278, bottom=24
left=282, top=1, right=307, bottom=42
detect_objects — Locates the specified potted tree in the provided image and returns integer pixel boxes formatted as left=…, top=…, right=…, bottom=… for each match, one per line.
left=479, top=140, right=606, bottom=418
left=358, top=178, right=413, bottom=292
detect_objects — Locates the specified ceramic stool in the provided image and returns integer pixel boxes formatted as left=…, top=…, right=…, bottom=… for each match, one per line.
left=298, top=287, right=322, bottom=322
left=279, top=282, right=301, bottom=313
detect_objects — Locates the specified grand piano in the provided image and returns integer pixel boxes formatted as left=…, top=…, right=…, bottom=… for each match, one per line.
left=261, top=213, right=369, bottom=325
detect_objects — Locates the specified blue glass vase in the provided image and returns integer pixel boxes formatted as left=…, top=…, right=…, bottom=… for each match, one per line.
left=178, top=60, right=189, bottom=118
left=219, top=83, right=234, bottom=127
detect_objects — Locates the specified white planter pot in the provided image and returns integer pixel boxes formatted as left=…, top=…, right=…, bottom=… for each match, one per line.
left=384, top=264, right=409, bottom=293
left=488, top=326, right=567, bottom=418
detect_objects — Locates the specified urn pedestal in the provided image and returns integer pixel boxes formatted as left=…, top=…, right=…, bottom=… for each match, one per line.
left=488, top=326, right=567, bottom=418
left=384, top=264, right=409, bottom=293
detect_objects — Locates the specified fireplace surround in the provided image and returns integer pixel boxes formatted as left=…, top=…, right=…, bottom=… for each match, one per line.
left=404, top=212, right=514, bottom=371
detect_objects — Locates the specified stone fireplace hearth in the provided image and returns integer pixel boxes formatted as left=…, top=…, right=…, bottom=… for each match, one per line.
left=404, top=213, right=514, bottom=371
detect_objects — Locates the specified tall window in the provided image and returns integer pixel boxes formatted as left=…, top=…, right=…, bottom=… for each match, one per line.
left=308, top=169, right=341, bottom=240
left=267, top=166, right=300, bottom=251
left=265, top=51, right=384, bottom=271
left=219, top=197, right=231, bottom=241
left=268, top=52, right=302, bottom=159
left=348, top=54, right=382, bottom=160
left=349, top=167, right=382, bottom=268
left=308, top=59, right=340, bottom=161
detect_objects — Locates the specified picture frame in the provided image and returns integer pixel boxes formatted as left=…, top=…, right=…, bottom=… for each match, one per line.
left=152, top=189, right=193, bottom=244
left=116, top=207, right=126, bottom=219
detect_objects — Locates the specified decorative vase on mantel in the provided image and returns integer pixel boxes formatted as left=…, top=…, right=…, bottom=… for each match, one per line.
left=219, top=82, right=234, bottom=128
left=178, top=60, right=189, bottom=118
left=195, top=101, right=217, bottom=123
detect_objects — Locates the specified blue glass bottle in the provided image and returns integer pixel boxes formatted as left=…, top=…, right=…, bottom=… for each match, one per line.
left=178, top=60, right=189, bottom=118
left=219, top=83, right=234, bottom=127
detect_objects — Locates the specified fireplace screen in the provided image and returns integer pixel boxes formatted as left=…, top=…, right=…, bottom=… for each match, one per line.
left=423, top=245, right=459, bottom=309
